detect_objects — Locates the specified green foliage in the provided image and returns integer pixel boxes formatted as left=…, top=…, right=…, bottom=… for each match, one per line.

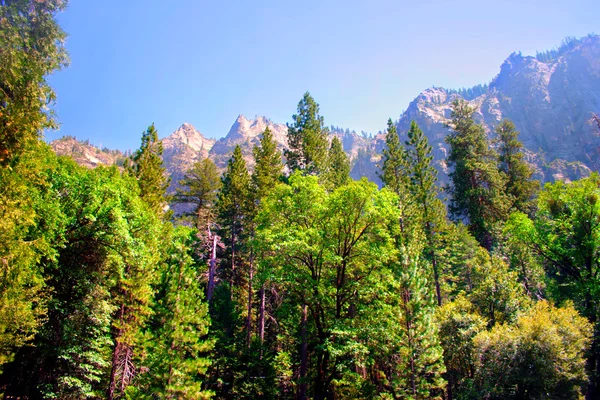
left=473, top=301, right=592, bottom=399
left=217, top=145, right=252, bottom=274
left=390, top=248, right=446, bottom=399
left=130, top=123, right=169, bottom=215
left=131, top=227, right=214, bottom=399
left=436, top=296, right=487, bottom=398
left=446, top=100, right=509, bottom=250
left=404, top=120, right=448, bottom=305
left=256, top=173, right=404, bottom=398
left=252, top=126, right=283, bottom=202
left=322, top=136, right=350, bottom=190
left=496, top=119, right=539, bottom=215
left=175, top=157, right=221, bottom=228
left=0, top=0, right=68, bottom=165
left=379, top=118, right=407, bottom=196
left=284, top=92, right=329, bottom=175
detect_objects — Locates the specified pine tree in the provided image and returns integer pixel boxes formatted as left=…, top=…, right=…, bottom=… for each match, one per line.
left=132, top=227, right=214, bottom=399
left=175, top=157, right=221, bottom=228
left=496, top=119, right=539, bottom=215
left=217, top=145, right=252, bottom=281
left=285, top=92, right=329, bottom=176
left=252, top=127, right=283, bottom=201
left=393, top=247, right=446, bottom=399
left=379, top=118, right=417, bottom=243
left=446, top=100, right=509, bottom=250
left=404, top=121, right=447, bottom=306
left=251, top=126, right=283, bottom=347
left=130, top=123, right=170, bottom=215
left=322, top=136, right=350, bottom=190
left=379, top=118, right=407, bottom=195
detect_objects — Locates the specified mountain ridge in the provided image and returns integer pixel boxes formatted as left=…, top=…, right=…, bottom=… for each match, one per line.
left=51, top=34, right=600, bottom=187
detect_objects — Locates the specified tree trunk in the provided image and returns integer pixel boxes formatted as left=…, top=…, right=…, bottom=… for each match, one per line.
left=298, top=303, right=308, bottom=400
left=246, top=256, right=254, bottom=348
left=259, top=286, right=265, bottom=344
left=207, top=231, right=217, bottom=303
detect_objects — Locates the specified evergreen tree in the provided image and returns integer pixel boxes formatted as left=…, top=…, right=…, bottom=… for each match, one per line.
left=217, top=145, right=252, bottom=281
left=285, top=92, right=329, bottom=175
left=404, top=121, right=447, bottom=306
left=252, top=127, right=283, bottom=201
left=379, top=118, right=418, bottom=243
left=131, top=227, right=214, bottom=399
left=496, top=119, right=539, bottom=215
left=175, top=157, right=221, bottom=228
left=322, top=136, right=350, bottom=190
left=130, top=123, right=170, bottom=215
left=392, top=248, right=446, bottom=399
left=0, top=0, right=68, bottom=166
left=446, top=100, right=509, bottom=250
left=251, top=126, right=283, bottom=348
left=379, top=118, right=407, bottom=195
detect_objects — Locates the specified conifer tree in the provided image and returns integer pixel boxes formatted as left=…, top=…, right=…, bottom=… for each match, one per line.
left=252, top=127, right=283, bottom=201
left=393, top=248, right=446, bottom=399
left=175, top=157, right=221, bottom=228
left=217, top=145, right=252, bottom=280
left=379, top=118, right=417, bottom=242
left=130, top=123, right=170, bottom=215
left=251, top=126, right=283, bottom=346
left=285, top=92, right=329, bottom=175
left=496, top=119, right=539, bottom=215
left=446, top=100, right=509, bottom=250
left=132, top=227, right=214, bottom=399
left=404, top=121, right=447, bottom=305
left=379, top=118, right=407, bottom=195
left=322, top=136, right=350, bottom=190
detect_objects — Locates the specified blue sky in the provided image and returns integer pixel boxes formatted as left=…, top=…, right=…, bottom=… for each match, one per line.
left=46, top=0, right=598, bottom=150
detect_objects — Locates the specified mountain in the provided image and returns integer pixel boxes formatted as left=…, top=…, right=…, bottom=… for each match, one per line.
left=161, top=122, right=216, bottom=191
left=51, top=34, right=600, bottom=188
left=51, top=136, right=128, bottom=168
left=398, top=34, right=600, bottom=183
left=208, top=115, right=288, bottom=169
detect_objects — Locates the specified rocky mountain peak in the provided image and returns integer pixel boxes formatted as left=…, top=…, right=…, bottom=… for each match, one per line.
left=210, top=115, right=289, bottom=168
left=163, top=122, right=215, bottom=153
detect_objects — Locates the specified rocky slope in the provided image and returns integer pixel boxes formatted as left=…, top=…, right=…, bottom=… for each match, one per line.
left=52, top=35, right=600, bottom=187
left=51, top=136, right=128, bottom=168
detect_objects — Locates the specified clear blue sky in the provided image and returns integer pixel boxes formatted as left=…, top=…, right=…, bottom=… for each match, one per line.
left=46, top=0, right=598, bottom=150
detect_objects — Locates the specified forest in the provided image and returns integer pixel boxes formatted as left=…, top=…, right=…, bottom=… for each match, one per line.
left=1, top=2, right=599, bottom=399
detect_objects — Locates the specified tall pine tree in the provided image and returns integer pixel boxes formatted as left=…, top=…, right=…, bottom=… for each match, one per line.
left=130, top=123, right=170, bottom=215
left=446, top=100, right=509, bottom=250
left=175, top=157, right=221, bottom=228
left=496, top=119, right=539, bottom=215
left=285, top=92, right=329, bottom=176
left=252, top=127, right=283, bottom=201
left=217, top=145, right=252, bottom=282
left=404, top=121, right=448, bottom=306
left=322, top=136, right=350, bottom=190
